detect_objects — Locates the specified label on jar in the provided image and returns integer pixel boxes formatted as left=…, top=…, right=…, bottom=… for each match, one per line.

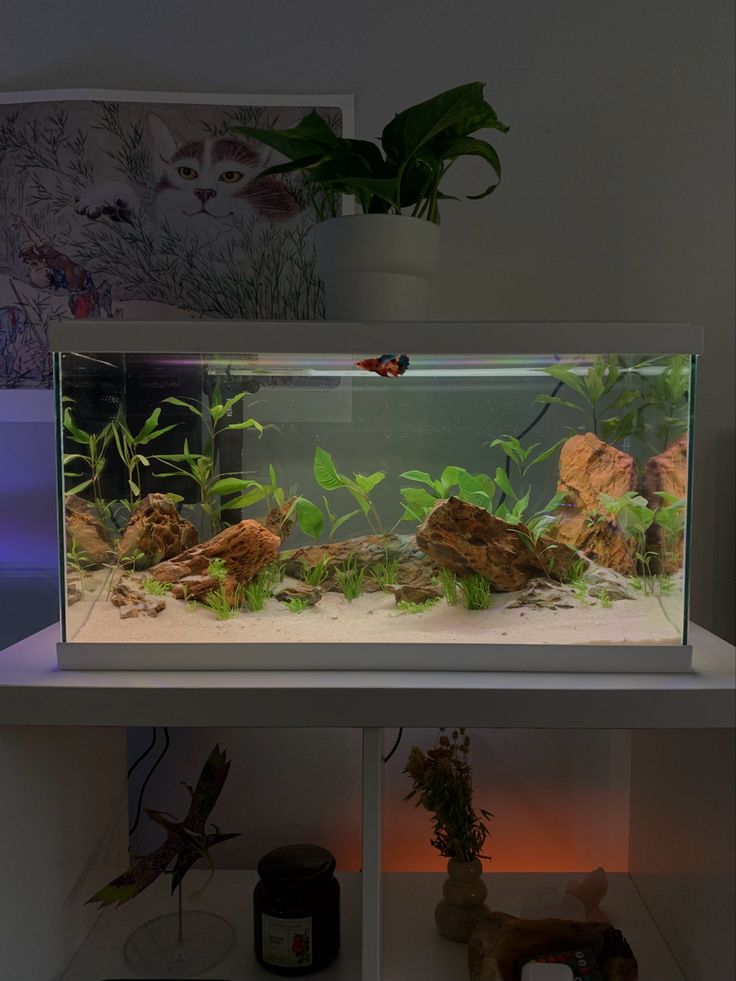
left=261, top=913, right=313, bottom=968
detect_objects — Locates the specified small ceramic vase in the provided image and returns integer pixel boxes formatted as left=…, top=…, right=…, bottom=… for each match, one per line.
left=434, top=857, right=491, bottom=943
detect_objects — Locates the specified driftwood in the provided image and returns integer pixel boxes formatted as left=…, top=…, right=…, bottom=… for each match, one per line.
left=468, top=912, right=638, bottom=980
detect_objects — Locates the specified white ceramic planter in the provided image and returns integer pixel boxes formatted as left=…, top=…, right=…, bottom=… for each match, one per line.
left=315, top=214, right=440, bottom=321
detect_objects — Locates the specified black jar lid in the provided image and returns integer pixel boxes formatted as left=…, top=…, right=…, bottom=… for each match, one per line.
left=257, top=844, right=336, bottom=887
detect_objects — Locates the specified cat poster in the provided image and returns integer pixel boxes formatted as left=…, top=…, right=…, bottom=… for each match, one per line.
left=0, top=90, right=353, bottom=388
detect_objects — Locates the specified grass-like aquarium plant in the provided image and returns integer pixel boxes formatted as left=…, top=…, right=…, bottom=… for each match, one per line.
left=233, top=82, right=508, bottom=224
left=335, top=554, right=365, bottom=602
left=458, top=573, right=493, bottom=611
left=300, top=555, right=331, bottom=588
left=396, top=597, right=440, bottom=614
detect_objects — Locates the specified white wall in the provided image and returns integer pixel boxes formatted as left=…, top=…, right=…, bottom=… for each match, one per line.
left=3, top=0, right=733, bottom=640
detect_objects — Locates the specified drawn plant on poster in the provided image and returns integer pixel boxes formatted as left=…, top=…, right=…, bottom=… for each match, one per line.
left=0, top=98, right=344, bottom=388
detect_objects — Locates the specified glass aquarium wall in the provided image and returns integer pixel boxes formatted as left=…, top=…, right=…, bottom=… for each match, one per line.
left=55, top=325, right=697, bottom=668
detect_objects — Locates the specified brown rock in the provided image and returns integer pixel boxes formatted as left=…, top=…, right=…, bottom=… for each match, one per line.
left=286, top=534, right=438, bottom=594
left=552, top=434, right=638, bottom=573
left=558, top=433, right=638, bottom=510
left=415, top=498, right=576, bottom=591
left=275, top=583, right=322, bottom=606
left=65, top=497, right=112, bottom=567
left=117, top=493, right=198, bottom=569
left=150, top=520, right=280, bottom=601
left=643, top=435, right=688, bottom=574
left=468, top=913, right=638, bottom=981
left=264, top=498, right=296, bottom=543
left=67, top=577, right=83, bottom=605
left=120, top=598, right=166, bottom=619
left=552, top=509, right=636, bottom=575
left=390, top=582, right=443, bottom=604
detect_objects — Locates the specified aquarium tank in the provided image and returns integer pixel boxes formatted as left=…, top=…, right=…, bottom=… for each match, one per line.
left=51, top=322, right=701, bottom=672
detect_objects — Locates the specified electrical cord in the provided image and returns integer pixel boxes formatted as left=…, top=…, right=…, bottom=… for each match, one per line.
left=129, top=726, right=171, bottom=836
left=382, top=727, right=404, bottom=763
left=126, top=726, right=157, bottom=779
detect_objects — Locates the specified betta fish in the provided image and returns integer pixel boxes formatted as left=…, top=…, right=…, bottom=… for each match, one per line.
left=355, top=354, right=410, bottom=378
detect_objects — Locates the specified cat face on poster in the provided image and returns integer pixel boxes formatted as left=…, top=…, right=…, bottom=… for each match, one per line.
left=76, top=113, right=301, bottom=233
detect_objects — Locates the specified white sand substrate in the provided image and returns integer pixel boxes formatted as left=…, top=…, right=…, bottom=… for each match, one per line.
left=67, top=573, right=682, bottom=647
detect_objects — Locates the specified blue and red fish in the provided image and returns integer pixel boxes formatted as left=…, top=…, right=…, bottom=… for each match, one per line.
left=355, top=353, right=410, bottom=378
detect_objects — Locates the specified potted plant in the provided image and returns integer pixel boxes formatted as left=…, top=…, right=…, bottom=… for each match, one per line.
left=233, top=82, right=508, bottom=320
left=404, top=728, right=493, bottom=942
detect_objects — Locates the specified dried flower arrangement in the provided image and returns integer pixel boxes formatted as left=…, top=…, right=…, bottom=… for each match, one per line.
left=403, top=728, right=492, bottom=864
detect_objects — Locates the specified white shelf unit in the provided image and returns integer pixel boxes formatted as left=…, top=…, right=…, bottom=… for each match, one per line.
left=59, top=870, right=685, bottom=981
left=0, top=623, right=733, bottom=981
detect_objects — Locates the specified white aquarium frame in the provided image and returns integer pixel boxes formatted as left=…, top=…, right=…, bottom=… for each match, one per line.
left=51, top=321, right=702, bottom=674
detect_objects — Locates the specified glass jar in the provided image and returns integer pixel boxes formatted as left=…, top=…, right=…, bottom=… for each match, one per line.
left=253, top=843, right=340, bottom=975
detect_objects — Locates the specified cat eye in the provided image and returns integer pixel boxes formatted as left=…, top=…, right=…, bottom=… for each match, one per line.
left=220, top=170, right=244, bottom=183
left=177, top=166, right=198, bottom=180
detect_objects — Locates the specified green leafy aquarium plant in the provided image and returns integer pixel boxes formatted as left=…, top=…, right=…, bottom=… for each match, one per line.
left=154, top=384, right=263, bottom=534
left=314, top=447, right=385, bottom=536
left=335, top=554, right=365, bottom=602
left=536, top=357, right=641, bottom=442
left=599, top=491, right=657, bottom=593
left=403, top=728, right=492, bottom=863
left=111, top=405, right=177, bottom=508
left=396, top=597, right=440, bottom=614
left=62, top=408, right=114, bottom=513
left=399, top=466, right=495, bottom=522
left=301, top=555, right=331, bottom=588
left=233, top=82, right=508, bottom=224
left=458, top=573, right=493, bottom=611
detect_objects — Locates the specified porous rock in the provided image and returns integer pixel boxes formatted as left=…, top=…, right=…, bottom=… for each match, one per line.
left=111, top=579, right=167, bottom=617
left=415, top=498, right=576, bottom=591
left=274, top=583, right=322, bottom=606
left=553, top=433, right=639, bottom=574
left=264, top=498, right=296, bottom=543
left=468, top=912, right=638, bottom=981
left=286, top=534, right=437, bottom=594
left=65, top=495, right=112, bottom=567
left=390, top=582, right=443, bottom=604
left=149, top=520, right=280, bottom=602
left=119, top=598, right=166, bottom=619
left=117, top=493, right=198, bottom=569
left=643, top=435, right=688, bottom=573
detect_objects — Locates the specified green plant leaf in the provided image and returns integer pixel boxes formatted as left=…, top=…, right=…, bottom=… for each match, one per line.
left=543, top=365, right=587, bottom=398
left=136, top=408, right=163, bottom=441
left=494, top=467, right=516, bottom=500
left=330, top=508, right=362, bottom=537
left=222, top=486, right=267, bottom=510
left=210, top=477, right=260, bottom=497
left=62, top=408, right=91, bottom=444
left=65, top=478, right=93, bottom=496
left=295, top=498, right=324, bottom=539
left=434, top=135, right=502, bottom=199
left=355, top=471, right=385, bottom=494
left=534, top=395, right=584, bottom=412
left=161, top=396, right=203, bottom=418
left=314, top=447, right=343, bottom=490
left=400, top=470, right=436, bottom=488
left=528, top=439, right=566, bottom=468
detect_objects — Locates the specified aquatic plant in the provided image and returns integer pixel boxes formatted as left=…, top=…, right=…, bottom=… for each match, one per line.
left=224, top=464, right=324, bottom=540
left=458, top=573, right=492, bottom=611
left=240, top=566, right=281, bottom=612
left=66, top=538, right=93, bottom=597
left=368, top=552, right=400, bottom=592
left=437, top=567, right=459, bottom=606
left=62, top=408, right=114, bottom=514
left=111, top=406, right=177, bottom=508
left=599, top=491, right=657, bottom=593
left=653, top=492, right=686, bottom=572
left=314, top=447, right=385, bottom=536
left=301, top=555, right=331, bottom=588
left=204, top=584, right=242, bottom=620
left=598, top=590, right=613, bottom=609
left=335, top=554, right=365, bottom=602
left=142, top=578, right=172, bottom=596
left=285, top=597, right=310, bottom=614
left=155, top=383, right=263, bottom=533
left=403, top=728, right=492, bottom=863
left=207, top=558, right=229, bottom=583
left=396, top=597, right=440, bottom=614
left=535, top=357, right=637, bottom=441
left=400, top=466, right=495, bottom=522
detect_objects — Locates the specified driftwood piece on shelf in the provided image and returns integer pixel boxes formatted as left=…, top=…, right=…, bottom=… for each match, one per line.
left=468, top=911, right=638, bottom=980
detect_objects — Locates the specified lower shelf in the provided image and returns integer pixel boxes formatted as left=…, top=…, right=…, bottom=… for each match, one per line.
left=61, top=870, right=685, bottom=980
